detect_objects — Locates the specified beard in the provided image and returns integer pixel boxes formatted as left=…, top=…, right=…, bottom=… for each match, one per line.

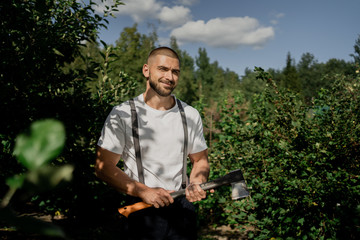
left=148, top=74, right=176, bottom=97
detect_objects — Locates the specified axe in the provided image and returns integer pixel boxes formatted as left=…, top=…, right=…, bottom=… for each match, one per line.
left=118, top=169, right=249, bottom=218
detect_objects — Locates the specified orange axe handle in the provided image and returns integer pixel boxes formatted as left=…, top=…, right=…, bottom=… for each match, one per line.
left=118, top=202, right=152, bottom=218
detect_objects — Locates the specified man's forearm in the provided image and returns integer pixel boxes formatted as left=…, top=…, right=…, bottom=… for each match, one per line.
left=189, top=158, right=210, bottom=184
left=186, top=149, right=210, bottom=202
left=188, top=149, right=210, bottom=184
left=96, top=163, right=142, bottom=196
left=95, top=148, right=149, bottom=198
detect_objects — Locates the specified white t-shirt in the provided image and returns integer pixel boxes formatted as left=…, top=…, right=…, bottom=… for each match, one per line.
left=97, top=94, right=208, bottom=191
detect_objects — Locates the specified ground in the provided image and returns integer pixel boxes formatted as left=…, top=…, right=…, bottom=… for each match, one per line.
left=1, top=212, right=249, bottom=240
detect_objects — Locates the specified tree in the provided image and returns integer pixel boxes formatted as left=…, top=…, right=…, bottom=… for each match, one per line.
left=297, top=53, right=323, bottom=102
left=323, top=58, right=354, bottom=77
left=170, top=37, right=198, bottom=104
left=350, top=34, right=360, bottom=64
left=195, top=48, right=214, bottom=99
left=62, top=40, right=104, bottom=93
left=111, top=24, right=157, bottom=94
left=282, top=52, right=301, bottom=92
left=0, top=0, right=121, bottom=142
left=239, top=68, right=266, bottom=101
left=0, top=0, right=127, bottom=224
left=223, top=68, right=241, bottom=91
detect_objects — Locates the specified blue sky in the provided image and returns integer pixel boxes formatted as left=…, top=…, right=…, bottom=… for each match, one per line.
left=95, top=0, right=360, bottom=76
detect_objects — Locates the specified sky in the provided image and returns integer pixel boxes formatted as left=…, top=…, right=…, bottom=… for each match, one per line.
left=95, top=0, right=360, bottom=76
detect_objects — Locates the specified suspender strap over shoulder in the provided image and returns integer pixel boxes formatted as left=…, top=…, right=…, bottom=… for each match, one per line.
left=129, top=99, right=145, bottom=184
left=176, top=99, right=189, bottom=189
left=129, top=98, right=189, bottom=189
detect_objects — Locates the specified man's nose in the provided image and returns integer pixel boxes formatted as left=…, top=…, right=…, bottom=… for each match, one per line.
left=164, top=70, right=174, bottom=80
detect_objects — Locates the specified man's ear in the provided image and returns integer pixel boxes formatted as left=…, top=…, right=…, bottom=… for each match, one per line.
left=143, top=64, right=149, bottom=78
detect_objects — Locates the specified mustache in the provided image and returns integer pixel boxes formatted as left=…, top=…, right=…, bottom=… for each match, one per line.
left=159, top=79, right=175, bottom=86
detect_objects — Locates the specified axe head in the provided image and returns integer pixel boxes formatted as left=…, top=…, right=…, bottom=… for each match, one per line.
left=231, top=180, right=249, bottom=200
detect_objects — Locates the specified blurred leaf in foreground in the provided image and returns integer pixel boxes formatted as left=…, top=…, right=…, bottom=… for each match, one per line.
left=13, top=119, right=65, bottom=170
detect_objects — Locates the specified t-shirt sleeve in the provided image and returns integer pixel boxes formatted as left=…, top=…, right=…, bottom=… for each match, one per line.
left=97, top=106, right=126, bottom=155
left=189, top=110, right=208, bottom=154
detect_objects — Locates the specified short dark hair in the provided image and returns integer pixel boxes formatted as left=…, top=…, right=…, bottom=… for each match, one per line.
left=147, top=46, right=181, bottom=66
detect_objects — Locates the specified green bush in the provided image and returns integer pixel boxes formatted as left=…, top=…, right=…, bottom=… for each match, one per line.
left=0, top=0, right=133, bottom=223
left=201, top=67, right=360, bottom=239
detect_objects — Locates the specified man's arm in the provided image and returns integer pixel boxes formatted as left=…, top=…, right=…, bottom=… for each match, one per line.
left=186, top=149, right=210, bottom=202
left=95, top=147, right=174, bottom=208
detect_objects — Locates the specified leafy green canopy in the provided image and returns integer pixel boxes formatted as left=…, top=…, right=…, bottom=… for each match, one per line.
left=201, top=67, right=360, bottom=239
left=0, top=0, right=119, bottom=139
left=0, top=0, right=129, bottom=227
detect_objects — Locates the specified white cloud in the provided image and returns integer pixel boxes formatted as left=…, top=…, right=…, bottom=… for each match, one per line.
left=275, top=13, right=285, bottom=18
left=271, top=12, right=285, bottom=25
left=158, top=6, right=192, bottom=28
left=170, top=17, right=275, bottom=49
left=93, top=1, right=275, bottom=49
left=173, top=0, right=200, bottom=6
left=93, top=0, right=162, bottom=22
left=93, top=0, right=192, bottom=29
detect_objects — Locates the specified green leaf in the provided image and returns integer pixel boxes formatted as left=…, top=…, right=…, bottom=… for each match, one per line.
left=298, top=217, right=305, bottom=225
left=13, top=119, right=65, bottom=170
left=52, top=48, right=64, bottom=57
left=26, top=165, right=74, bottom=190
left=6, top=174, right=26, bottom=189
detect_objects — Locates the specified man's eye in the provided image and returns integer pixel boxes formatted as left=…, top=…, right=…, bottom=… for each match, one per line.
left=159, top=67, right=168, bottom=71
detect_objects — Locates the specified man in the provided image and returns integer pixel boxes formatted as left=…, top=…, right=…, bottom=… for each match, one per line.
left=95, top=47, right=210, bottom=239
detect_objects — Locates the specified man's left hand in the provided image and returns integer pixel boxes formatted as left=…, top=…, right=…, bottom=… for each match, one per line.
left=185, top=183, right=206, bottom=202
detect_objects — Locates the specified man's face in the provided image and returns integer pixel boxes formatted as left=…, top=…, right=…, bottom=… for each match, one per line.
left=144, top=54, right=180, bottom=97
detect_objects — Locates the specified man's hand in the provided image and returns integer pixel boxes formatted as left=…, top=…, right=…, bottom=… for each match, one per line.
left=138, top=187, right=174, bottom=208
left=185, top=183, right=207, bottom=202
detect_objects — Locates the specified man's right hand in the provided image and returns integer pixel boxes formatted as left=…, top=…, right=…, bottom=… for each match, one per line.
left=137, top=187, right=174, bottom=208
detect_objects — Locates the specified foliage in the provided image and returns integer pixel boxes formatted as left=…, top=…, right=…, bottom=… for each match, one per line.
left=0, top=0, right=120, bottom=182
left=1, top=1, right=360, bottom=238
left=0, top=0, right=132, bottom=226
left=0, top=119, right=71, bottom=238
left=196, top=90, right=249, bottom=227
left=196, top=48, right=214, bottom=99
left=350, top=34, right=360, bottom=64
left=111, top=24, right=157, bottom=93
left=297, top=53, right=324, bottom=103
left=201, top=67, right=360, bottom=239
left=94, top=41, right=138, bottom=107
left=171, top=37, right=198, bottom=105
left=282, top=52, right=301, bottom=93
left=239, top=67, right=266, bottom=101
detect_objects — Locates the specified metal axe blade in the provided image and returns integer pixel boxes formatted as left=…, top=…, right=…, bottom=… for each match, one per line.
left=231, top=180, right=249, bottom=200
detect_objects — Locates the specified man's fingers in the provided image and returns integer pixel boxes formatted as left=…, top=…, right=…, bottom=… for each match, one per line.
left=186, top=183, right=206, bottom=202
left=195, top=184, right=206, bottom=198
left=141, top=187, right=174, bottom=208
left=159, top=195, right=172, bottom=206
left=154, top=188, right=173, bottom=207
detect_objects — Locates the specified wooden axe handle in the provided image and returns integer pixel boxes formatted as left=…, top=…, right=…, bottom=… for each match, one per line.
left=118, top=202, right=152, bottom=218
left=118, top=169, right=244, bottom=217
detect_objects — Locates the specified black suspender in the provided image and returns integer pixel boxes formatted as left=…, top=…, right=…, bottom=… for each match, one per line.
left=129, top=98, right=188, bottom=189
left=129, top=99, right=145, bottom=184
left=176, top=98, right=189, bottom=189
